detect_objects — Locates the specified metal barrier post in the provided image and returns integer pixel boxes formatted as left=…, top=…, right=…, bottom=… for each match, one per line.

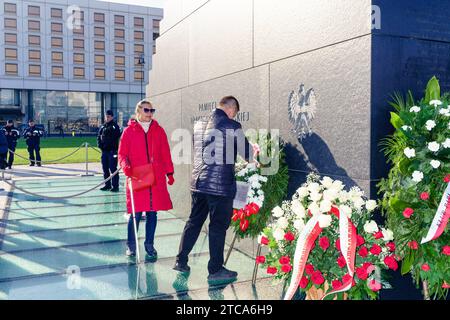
left=80, top=142, right=94, bottom=177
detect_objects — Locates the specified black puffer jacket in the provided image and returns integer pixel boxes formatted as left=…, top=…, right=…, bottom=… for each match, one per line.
left=97, top=121, right=121, bottom=152
left=191, top=108, right=252, bottom=198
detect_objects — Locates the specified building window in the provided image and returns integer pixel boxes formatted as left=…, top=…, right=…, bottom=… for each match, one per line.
left=134, top=44, right=144, bottom=54
left=51, top=37, right=63, bottom=48
left=52, top=66, right=63, bottom=77
left=114, top=15, right=124, bottom=25
left=29, top=64, right=41, bottom=77
left=153, top=32, right=160, bottom=41
left=134, top=17, right=144, bottom=28
left=4, top=18, right=17, bottom=29
left=29, top=35, right=41, bottom=46
left=74, top=39, right=85, bottom=49
left=94, top=40, right=105, bottom=51
left=74, top=53, right=85, bottom=64
left=51, top=23, right=63, bottom=34
left=134, top=31, right=144, bottom=41
left=153, top=45, right=156, bottom=54
left=115, top=56, right=125, bottom=66
left=4, top=3, right=16, bottom=15
left=94, top=27, right=105, bottom=37
left=153, top=20, right=160, bottom=28
left=73, top=25, right=84, bottom=35
left=115, top=42, right=125, bottom=52
left=28, top=20, right=40, bottom=31
left=94, top=55, right=105, bottom=65
left=5, top=63, right=18, bottom=75
left=51, top=8, right=63, bottom=19
left=52, top=52, right=63, bottom=63
left=115, top=70, right=125, bottom=81
left=95, top=68, right=105, bottom=80
left=134, top=70, right=144, bottom=81
left=29, top=50, right=41, bottom=61
left=73, top=67, right=85, bottom=79
left=73, top=10, right=84, bottom=21
left=94, top=13, right=105, bottom=23
left=115, top=29, right=125, bottom=39
left=5, top=48, right=17, bottom=60
left=28, top=6, right=40, bottom=17
left=5, top=33, right=17, bottom=44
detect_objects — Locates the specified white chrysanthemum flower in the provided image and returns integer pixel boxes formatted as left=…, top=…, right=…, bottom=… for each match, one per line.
left=430, top=160, right=441, bottom=169
left=273, top=228, right=285, bottom=242
left=403, top=147, right=416, bottom=158
left=443, top=138, right=450, bottom=149
left=412, top=170, right=424, bottom=182
left=353, top=197, right=365, bottom=210
left=339, top=205, right=352, bottom=218
left=319, top=200, right=332, bottom=213
left=308, top=202, right=320, bottom=216
left=296, top=187, right=309, bottom=199
left=365, top=200, right=377, bottom=211
left=272, top=206, right=284, bottom=218
left=291, top=200, right=306, bottom=218
left=309, top=192, right=322, bottom=202
left=364, top=220, right=379, bottom=234
left=307, top=182, right=321, bottom=193
left=323, top=189, right=339, bottom=202
left=294, top=219, right=305, bottom=231
left=277, top=216, right=289, bottom=229
left=320, top=176, right=334, bottom=189
left=430, top=100, right=443, bottom=107
left=409, top=106, right=420, bottom=113
left=257, top=189, right=264, bottom=196
left=439, top=108, right=449, bottom=115
left=338, top=190, right=350, bottom=202
left=318, top=214, right=332, bottom=228
left=259, top=176, right=268, bottom=183
left=428, top=141, right=440, bottom=152
left=382, top=228, right=394, bottom=242
left=401, top=125, right=412, bottom=131
left=425, top=120, right=436, bottom=131
left=349, top=186, right=364, bottom=198
left=331, top=180, right=344, bottom=191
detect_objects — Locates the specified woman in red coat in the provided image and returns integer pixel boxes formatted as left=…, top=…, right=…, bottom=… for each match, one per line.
left=118, top=99, right=175, bottom=260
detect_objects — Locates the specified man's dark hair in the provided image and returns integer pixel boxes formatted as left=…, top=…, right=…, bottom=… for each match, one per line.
left=28, top=119, right=34, bottom=123
left=7, top=120, right=13, bottom=124
left=106, top=110, right=114, bottom=117
left=219, top=96, right=240, bottom=112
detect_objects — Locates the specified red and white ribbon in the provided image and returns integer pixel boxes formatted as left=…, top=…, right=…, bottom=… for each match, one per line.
left=421, top=183, right=450, bottom=244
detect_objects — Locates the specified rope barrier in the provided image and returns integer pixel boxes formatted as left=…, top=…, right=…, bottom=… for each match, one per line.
left=0, top=168, right=121, bottom=200
left=88, top=145, right=102, bottom=154
left=8, top=143, right=85, bottom=164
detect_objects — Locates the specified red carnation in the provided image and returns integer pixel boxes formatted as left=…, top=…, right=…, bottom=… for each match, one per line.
left=444, top=174, right=450, bottom=183
left=311, top=270, right=325, bottom=285
left=279, top=256, right=290, bottom=265
left=420, top=192, right=429, bottom=201
left=443, top=282, right=450, bottom=289
left=356, top=266, right=369, bottom=280
left=384, top=255, right=398, bottom=271
left=260, top=236, right=269, bottom=245
left=299, top=276, right=309, bottom=289
left=373, top=231, right=384, bottom=239
left=403, top=208, right=414, bottom=219
left=368, top=279, right=382, bottom=292
left=331, top=280, right=343, bottom=290
left=284, top=232, right=295, bottom=242
left=319, top=236, right=330, bottom=251
left=370, top=243, right=382, bottom=255
left=421, top=263, right=430, bottom=272
left=337, top=255, right=346, bottom=268
left=255, top=256, right=265, bottom=264
left=386, top=242, right=396, bottom=252
left=342, top=274, right=353, bottom=284
left=408, top=241, right=419, bottom=250
left=442, top=246, right=450, bottom=256
left=266, top=266, right=277, bottom=275
left=281, top=264, right=292, bottom=273
left=356, top=234, right=365, bottom=247
left=358, top=246, right=369, bottom=258
left=305, top=264, right=315, bottom=275
left=335, top=238, right=341, bottom=251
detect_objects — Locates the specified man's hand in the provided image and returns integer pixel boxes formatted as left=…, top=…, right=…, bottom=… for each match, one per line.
left=252, top=143, right=261, bottom=158
left=167, top=174, right=175, bottom=185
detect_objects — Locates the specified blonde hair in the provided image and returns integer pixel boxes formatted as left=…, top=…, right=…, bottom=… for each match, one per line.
left=133, top=99, right=153, bottom=121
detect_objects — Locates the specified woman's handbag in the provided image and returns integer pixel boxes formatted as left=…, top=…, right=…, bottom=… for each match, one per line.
left=129, top=163, right=155, bottom=192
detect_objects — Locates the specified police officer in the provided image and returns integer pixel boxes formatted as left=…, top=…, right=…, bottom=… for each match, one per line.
left=0, top=128, right=7, bottom=170
left=2, top=120, right=20, bottom=169
left=97, top=110, right=121, bottom=192
left=23, top=119, right=44, bottom=167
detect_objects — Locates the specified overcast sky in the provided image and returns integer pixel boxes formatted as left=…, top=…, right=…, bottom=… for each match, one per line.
left=98, top=0, right=166, bottom=9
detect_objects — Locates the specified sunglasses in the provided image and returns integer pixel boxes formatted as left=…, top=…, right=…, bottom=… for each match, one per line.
left=143, top=108, right=156, bottom=114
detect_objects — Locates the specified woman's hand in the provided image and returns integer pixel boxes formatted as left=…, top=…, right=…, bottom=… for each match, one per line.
left=122, top=166, right=132, bottom=177
left=167, top=174, right=175, bottom=185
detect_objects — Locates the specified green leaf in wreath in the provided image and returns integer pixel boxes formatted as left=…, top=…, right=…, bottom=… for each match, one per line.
left=424, top=76, right=440, bottom=104
left=389, top=196, right=410, bottom=212
left=390, top=112, right=404, bottom=130
left=401, top=251, right=415, bottom=275
left=398, top=158, right=411, bottom=175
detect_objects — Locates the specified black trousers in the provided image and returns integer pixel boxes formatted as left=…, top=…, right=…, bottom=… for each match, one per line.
left=0, top=153, right=6, bottom=169
left=6, top=144, right=15, bottom=167
left=101, top=150, right=119, bottom=189
left=176, top=192, right=234, bottom=274
left=27, top=144, right=41, bottom=164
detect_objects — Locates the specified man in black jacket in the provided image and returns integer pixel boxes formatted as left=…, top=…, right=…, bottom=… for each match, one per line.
left=0, top=128, right=7, bottom=170
left=2, top=120, right=20, bottom=169
left=23, top=119, right=44, bottom=167
left=174, top=96, right=259, bottom=284
left=97, top=110, right=121, bottom=192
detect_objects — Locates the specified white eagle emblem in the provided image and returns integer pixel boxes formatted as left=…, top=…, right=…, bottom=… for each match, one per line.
left=288, top=84, right=317, bottom=140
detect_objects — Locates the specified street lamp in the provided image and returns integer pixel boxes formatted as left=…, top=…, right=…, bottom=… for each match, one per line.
left=137, top=54, right=145, bottom=100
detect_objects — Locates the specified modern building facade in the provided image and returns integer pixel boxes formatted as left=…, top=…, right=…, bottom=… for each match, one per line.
left=0, top=0, right=163, bottom=133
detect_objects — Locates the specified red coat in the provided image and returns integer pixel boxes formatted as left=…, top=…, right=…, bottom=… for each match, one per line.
left=118, top=119, right=174, bottom=213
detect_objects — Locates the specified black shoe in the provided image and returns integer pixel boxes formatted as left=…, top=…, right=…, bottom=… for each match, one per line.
left=37, top=163, right=42, bottom=167
left=145, top=245, right=158, bottom=262
left=7, top=166, right=11, bottom=170
left=173, top=262, right=191, bottom=273
left=207, top=267, right=238, bottom=284
left=126, top=247, right=136, bottom=257
left=29, top=163, right=35, bottom=167
left=100, top=186, right=111, bottom=191
left=110, top=187, right=119, bottom=193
